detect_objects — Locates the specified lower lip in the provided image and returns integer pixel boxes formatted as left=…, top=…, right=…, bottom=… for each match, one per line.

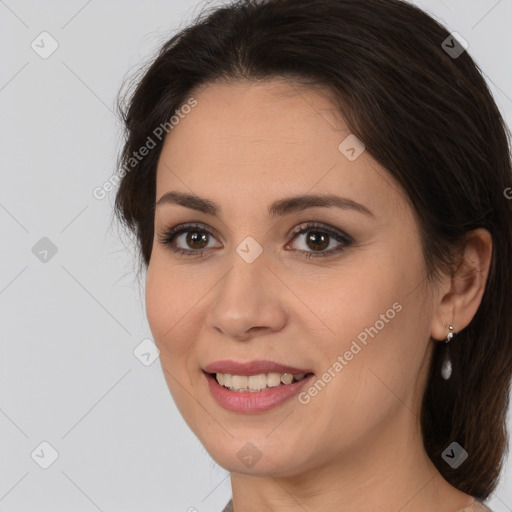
left=203, top=371, right=314, bottom=413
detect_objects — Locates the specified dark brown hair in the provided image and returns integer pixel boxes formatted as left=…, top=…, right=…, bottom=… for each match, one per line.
left=114, top=0, right=512, bottom=499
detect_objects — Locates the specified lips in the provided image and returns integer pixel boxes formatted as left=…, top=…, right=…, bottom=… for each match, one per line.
left=203, top=359, right=313, bottom=376
left=204, top=371, right=315, bottom=413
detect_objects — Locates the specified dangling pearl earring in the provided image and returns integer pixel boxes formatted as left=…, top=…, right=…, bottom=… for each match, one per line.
left=441, top=325, right=455, bottom=380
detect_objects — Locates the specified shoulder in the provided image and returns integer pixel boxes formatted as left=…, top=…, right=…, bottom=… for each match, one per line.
left=221, top=499, right=233, bottom=512
left=456, top=501, right=493, bottom=512
left=221, top=499, right=493, bottom=512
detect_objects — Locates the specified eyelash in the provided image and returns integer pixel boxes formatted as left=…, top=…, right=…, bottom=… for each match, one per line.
left=157, top=222, right=353, bottom=260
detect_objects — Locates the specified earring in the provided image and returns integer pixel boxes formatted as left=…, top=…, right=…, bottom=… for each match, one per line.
left=441, top=325, right=455, bottom=380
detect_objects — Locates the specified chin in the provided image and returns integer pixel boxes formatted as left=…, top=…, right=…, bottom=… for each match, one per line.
left=200, top=435, right=311, bottom=477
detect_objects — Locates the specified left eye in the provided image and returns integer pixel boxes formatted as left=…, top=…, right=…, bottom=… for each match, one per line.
left=157, top=222, right=353, bottom=259
left=286, top=222, right=353, bottom=259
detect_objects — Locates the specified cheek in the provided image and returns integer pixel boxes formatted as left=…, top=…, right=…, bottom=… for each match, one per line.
left=306, top=250, right=431, bottom=419
left=145, top=260, right=201, bottom=416
left=145, top=258, right=194, bottom=362
left=145, top=262, right=169, bottom=343
left=324, top=292, right=431, bottom=432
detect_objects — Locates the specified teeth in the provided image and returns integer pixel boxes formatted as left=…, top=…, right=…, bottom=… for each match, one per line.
left=267, top=372, right=281, bottom=387
left=214, top=371, right=308, bottom=392
left=248, top=374, right=267, bottom=390
left=231, top=375, right=248, bottom=389
left=280, top=373, right=293, bottom=385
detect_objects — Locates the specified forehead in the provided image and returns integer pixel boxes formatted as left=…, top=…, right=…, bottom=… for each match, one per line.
left=173, top=78, right=346, bottom=145
left=155, top=79, right=407, bottom=219
left=158, top=78, right=347, bottom=168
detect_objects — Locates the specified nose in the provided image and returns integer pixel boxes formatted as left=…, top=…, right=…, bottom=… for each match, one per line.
left=205, top=251, right=288, bottom=341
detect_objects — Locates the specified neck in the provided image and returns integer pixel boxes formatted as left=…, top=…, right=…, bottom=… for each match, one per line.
left=229, top=410, right=473, bottom=512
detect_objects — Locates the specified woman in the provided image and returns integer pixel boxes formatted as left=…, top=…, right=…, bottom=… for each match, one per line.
left=114, top=0, right=512, bottom=510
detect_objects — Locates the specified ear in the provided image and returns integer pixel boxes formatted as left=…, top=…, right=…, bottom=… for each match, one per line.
left=430, top=228, right=493, bottom=341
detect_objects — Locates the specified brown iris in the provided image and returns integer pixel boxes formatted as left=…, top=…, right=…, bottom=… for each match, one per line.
left=186, top=230, right=209, bottom=250
left=305, top=231, right=329, bottom=251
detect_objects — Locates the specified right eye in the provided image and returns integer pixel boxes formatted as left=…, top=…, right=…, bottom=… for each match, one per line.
left=157, top=223, right=222, bottom=257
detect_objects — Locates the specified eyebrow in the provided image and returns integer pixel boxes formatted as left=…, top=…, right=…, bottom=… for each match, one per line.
left=155, top=191, right=374, bottom=218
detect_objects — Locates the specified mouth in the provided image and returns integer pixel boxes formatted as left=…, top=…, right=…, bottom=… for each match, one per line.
left=201, top=361, right=315, bottom=413
left=206, top=370, right=313, bottom=392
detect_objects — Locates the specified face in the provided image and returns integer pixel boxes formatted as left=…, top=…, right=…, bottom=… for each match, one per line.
left=145, top=79, right=438, bottom=477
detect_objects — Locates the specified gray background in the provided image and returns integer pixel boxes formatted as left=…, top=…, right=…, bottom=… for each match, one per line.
left=0, top=1, right=511, bottom=511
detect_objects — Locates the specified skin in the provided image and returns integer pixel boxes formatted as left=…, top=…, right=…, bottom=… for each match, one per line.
left=145, top=78, right=493, bottom=512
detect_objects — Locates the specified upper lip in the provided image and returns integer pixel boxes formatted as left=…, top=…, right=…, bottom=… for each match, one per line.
left=203, top=359, right=313, bottom=376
